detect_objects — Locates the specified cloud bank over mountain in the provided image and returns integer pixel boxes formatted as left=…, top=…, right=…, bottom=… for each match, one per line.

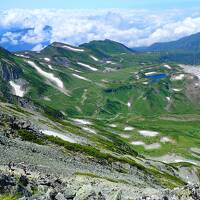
left=1, top=8, right=200, bottom=51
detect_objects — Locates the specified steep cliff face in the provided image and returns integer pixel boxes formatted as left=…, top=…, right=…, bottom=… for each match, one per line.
left=0, top=48, right=25, bottom=103
left=0, top=57, right=22, bottom=81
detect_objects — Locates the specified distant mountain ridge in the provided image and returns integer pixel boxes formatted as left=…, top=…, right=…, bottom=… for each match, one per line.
left=132, top=32, right=200, bottom=65
left=146, top=32, right=200, bottom=52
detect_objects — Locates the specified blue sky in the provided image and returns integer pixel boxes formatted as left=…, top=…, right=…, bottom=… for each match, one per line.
left=1, top=0, right=200, bottom=10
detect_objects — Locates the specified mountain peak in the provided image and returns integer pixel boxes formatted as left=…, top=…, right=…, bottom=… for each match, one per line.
left=80, top=39, right=133, bottom=55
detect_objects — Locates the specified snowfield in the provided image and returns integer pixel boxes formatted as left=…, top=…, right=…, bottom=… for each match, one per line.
left=166, top=97, right=171, bottom=101
left=15, top=54, right=30, bottom=59
left=145, top=72, right=157, bottom=76
left=27, top=61, right=64, bottom=89
left=43, top=96, right=51, bottom=101
left=48, top=65, right=53, bottom=70
left=68, top=67, right=82, bottom=73
left=9, top=81, right=25, bottom=97
left=127, top=101, right=131, bottom=108
left=163, top=64, right=172, bottom=69
left=77, top=62, right=98, bottom=71
left=138, top=130, right=159, bottom=137
left=44, top=57, right=51, bottom=62
left=120, top=134, right=131, bottom=138
left=145, top=143, right=161, bottom=150
left=143, top=82, right=148, bottom=85
left=82, top=127, right=96, bottom=134
left=62, top=45, right=85, bottom=52
left=90, top=55, right=99, bottom=61
left=131, top=141, right=161, bottom=150
left=73, top=119, right=92, bottom=125
left=72, top=73, right=90, bottom=82
left=131, top=141, right=145, bottom=146
left=172, top=88, right=182, bottom=92
left=109, top=124, right=117, bottom=128
left=160, top=137, right=173, bottom=143
left=190, top=148, right=200, bottom=154
left=124, top=126, right=134, bottom=131
left=41, top=130, right=76, bottom=143
left=171, top=74, right=185, bottom=80
left=106, top=61, right=116, bottom=64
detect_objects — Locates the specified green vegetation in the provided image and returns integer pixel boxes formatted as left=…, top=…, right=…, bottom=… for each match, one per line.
left=80, top=39, right=133, bottom=56
left=122, top=115, right=200, bottom=158
left=17, top=129, right=44, bottom=145
left=0, top=194, right=20, bottom=200
left=0, top=38, right=199, bottom=190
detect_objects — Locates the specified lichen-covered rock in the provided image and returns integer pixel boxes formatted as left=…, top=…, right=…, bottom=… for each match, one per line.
left=74, top=185, right=96, bottom=200
left=55, top=192, right=66, bottom=200
left=107, top=190, right=122, bottom=200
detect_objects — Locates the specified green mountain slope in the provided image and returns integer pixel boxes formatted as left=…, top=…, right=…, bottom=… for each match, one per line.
left=80, top=39, right=133, bottom=56
left=0, top=40, right=200, bottom=199
left=0, top=41, right=200, bottom=177
left=2, top=42, right=200, bottom=118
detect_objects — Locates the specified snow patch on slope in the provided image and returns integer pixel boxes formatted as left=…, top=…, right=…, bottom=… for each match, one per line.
left=163, top=64, right=171, bottom=69
left=171, top=74, right=185, bottom=80
left=41, top=130, right=76, bottom=143
left=106, top=61, right=116, bottom=65
left=90, top=55, right=99, bottom=61
left=160, top=137, right=173, bottom=143
left=166, top=97, right=171, bottom=101
left=15, top=54, right=30, bottom=59
left=138, top=130, right=159, bottom=137
left=77, top=62, right=98, bottom=71
left=62, top=45, right=85, bottom=52
left=172, top=88, right=182, bottom=92
left=27, top=61, right=64, bottom=89
left=127, top=101, right=131, bottom=108
left=68, top=67, right=82, bottom=73
left=109, top=124, right=117, bottom=128
left=82, top=127, right=96, bottom=134
left=145, top=72, right=158, bottom=76
left=43, top=96, right=51, bottom=101
left=73, top=119, right=92, bottom=125
left=9, top=81, right=25, bottom=97
left=48, top=65, right=53, bottom=70
left=131, top=141, right=161, bottom=150
left=190, top=148, right=200, bottom=154
left=72, top=73, right=90, bottom=82
left=44, top=57, right=50, bottom=62
left=124, top=126, right=134, bottom=131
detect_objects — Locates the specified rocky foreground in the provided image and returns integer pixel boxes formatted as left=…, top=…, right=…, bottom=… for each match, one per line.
left=0, top=171, right=199, bottom=200
left=0, top=110, right=199, bottom=200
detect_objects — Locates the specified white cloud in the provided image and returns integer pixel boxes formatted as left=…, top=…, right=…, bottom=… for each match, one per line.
left=0, top=31, right=21, bottom=45
left=32, top=43, right=44, bottom=51
left=0, top=8, right=200, bottom=49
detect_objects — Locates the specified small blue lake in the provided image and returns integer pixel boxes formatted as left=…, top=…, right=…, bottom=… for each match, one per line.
left=145, top=73, right=167, bottom=80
